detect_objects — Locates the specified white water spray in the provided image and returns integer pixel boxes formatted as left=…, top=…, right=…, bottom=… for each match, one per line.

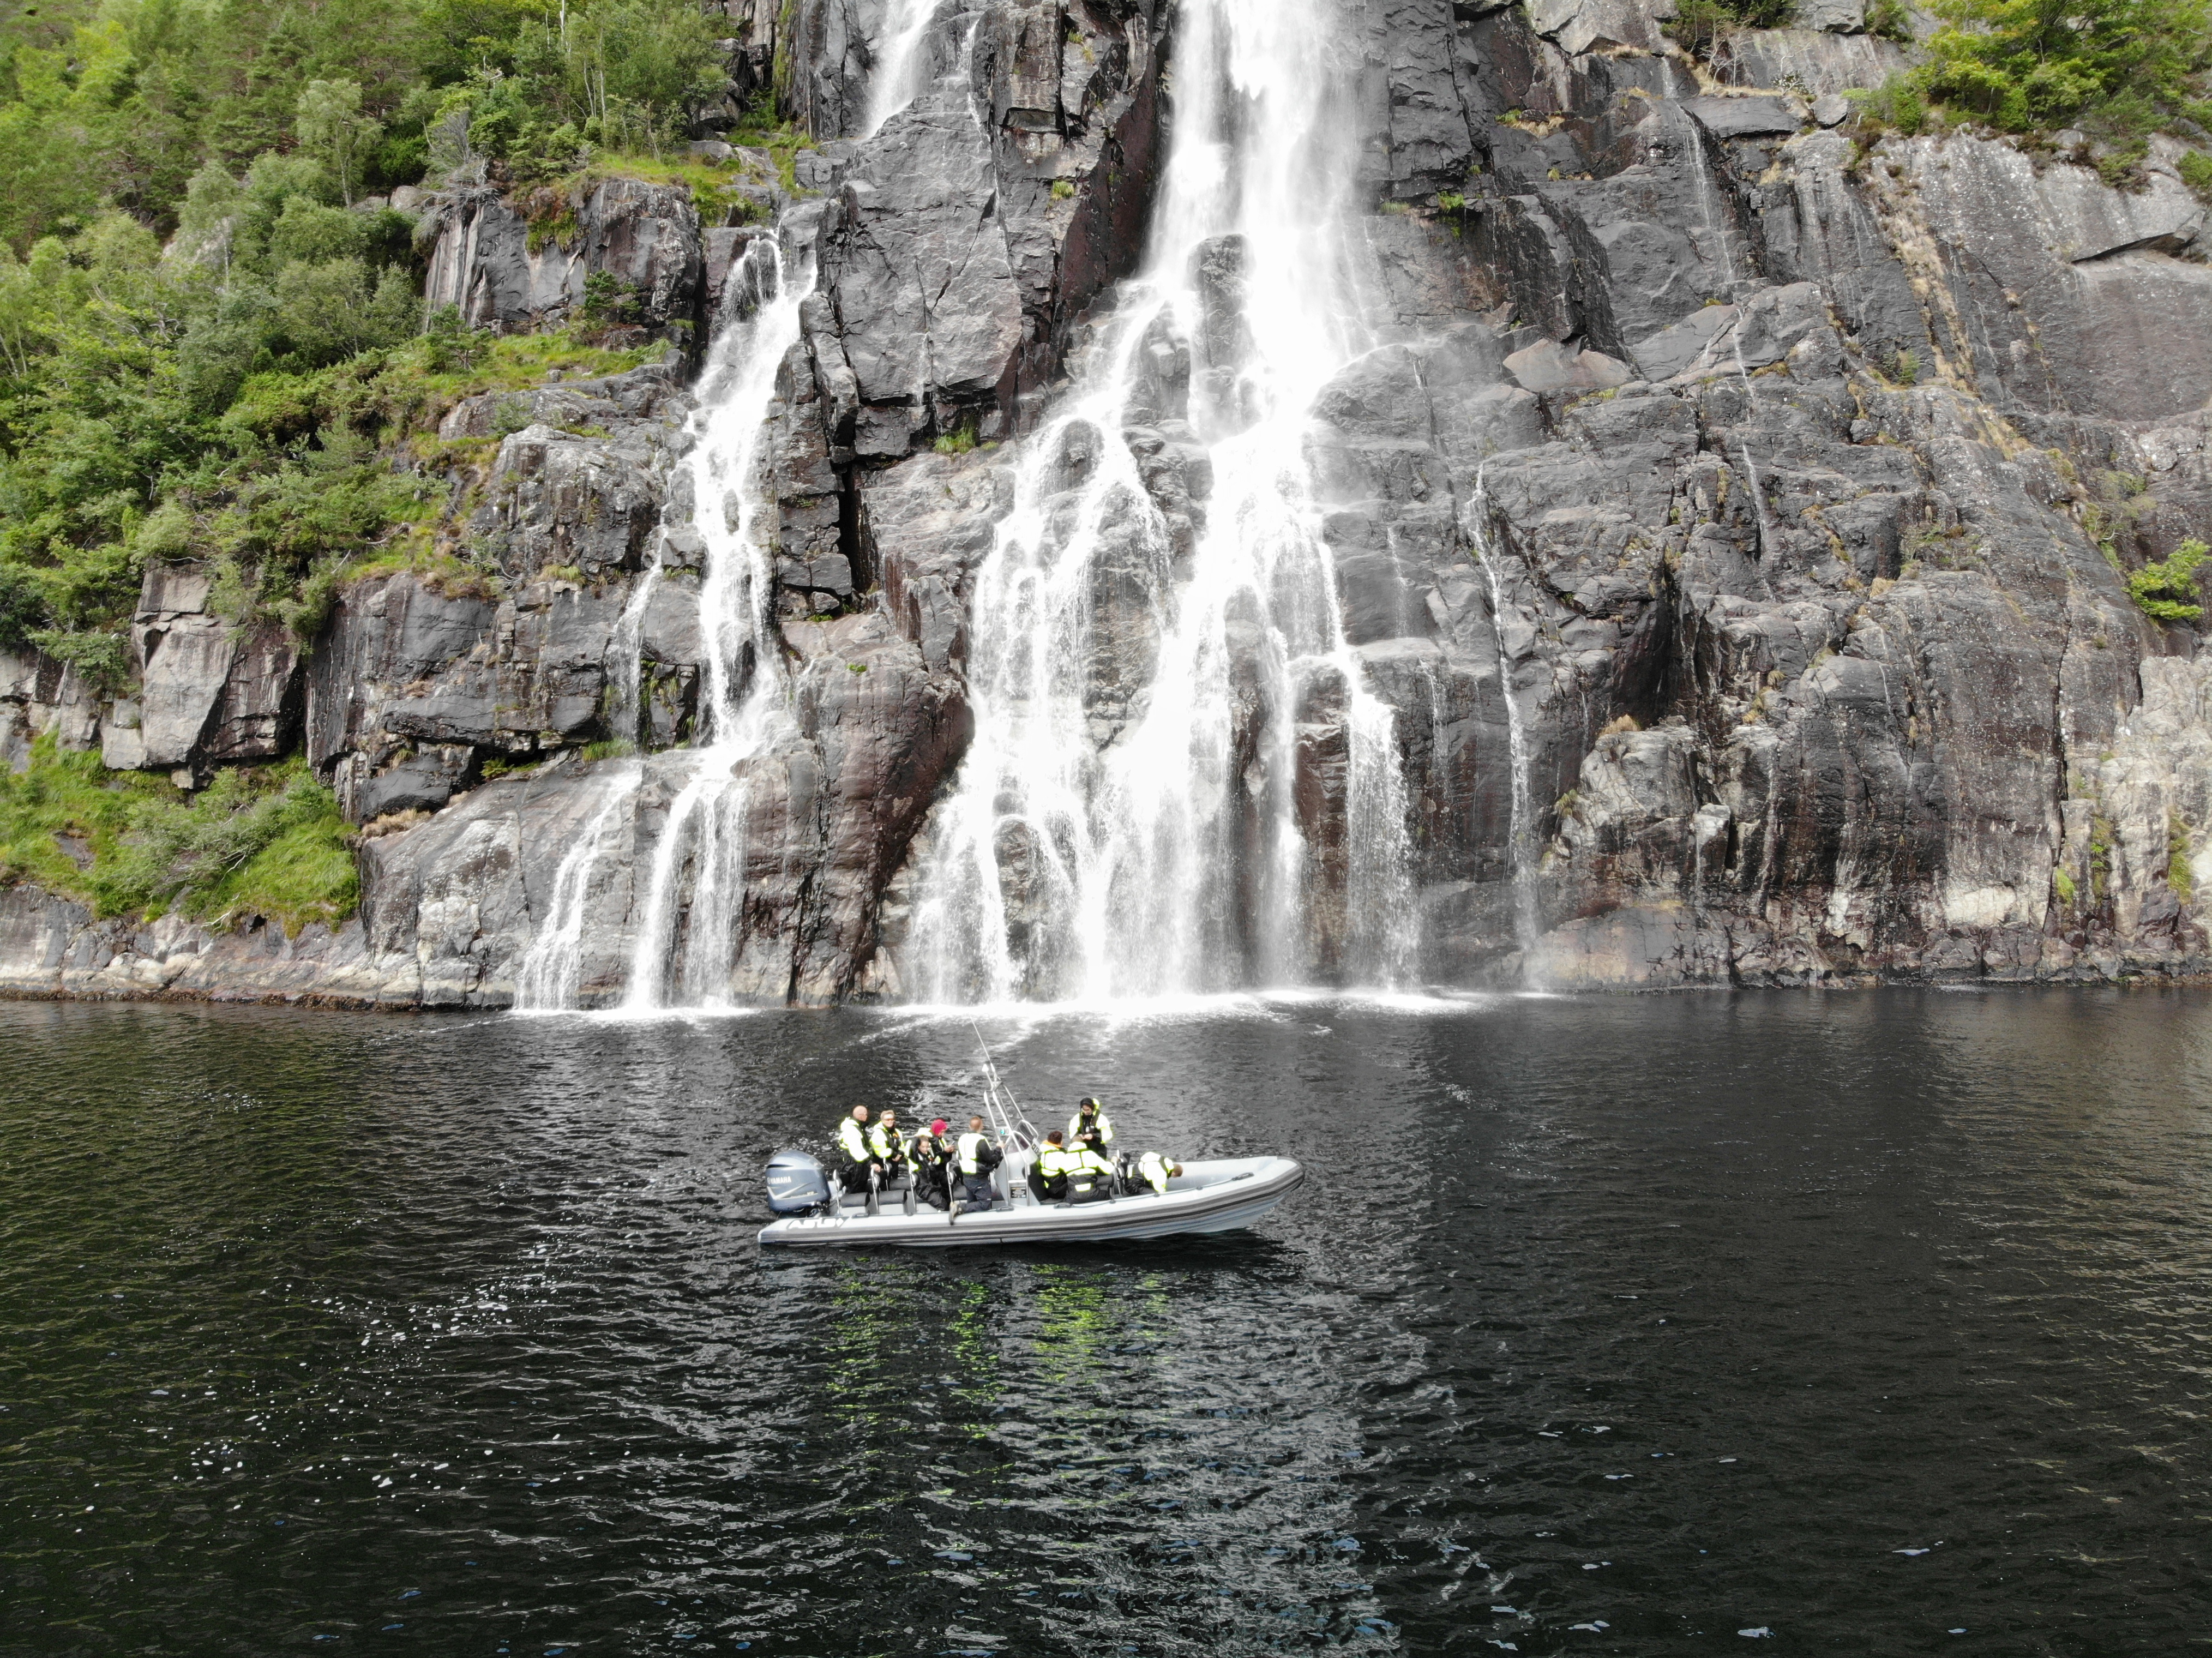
left=903, top=0, right=1418, bottom=1003
left=513, top=763, right=642, bottom=1010
left=510, top=236, right=809, bottom=1011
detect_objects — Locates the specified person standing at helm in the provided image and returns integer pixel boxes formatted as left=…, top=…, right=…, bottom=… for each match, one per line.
left=834, top=1105, right=878, bottom=1192
left=1068, top=1097, right=1115, bottom=1156
left=953, top=1115, right=1000, bottom=1212
left=1136, top=1151, right=1183, bottom=1196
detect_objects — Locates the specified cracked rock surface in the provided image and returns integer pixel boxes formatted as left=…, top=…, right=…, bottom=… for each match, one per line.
left=8, top=0, right=2212, bottom=1005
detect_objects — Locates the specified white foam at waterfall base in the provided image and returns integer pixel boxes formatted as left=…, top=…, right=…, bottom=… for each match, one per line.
left=904, top=0, right=1420, bottom=1006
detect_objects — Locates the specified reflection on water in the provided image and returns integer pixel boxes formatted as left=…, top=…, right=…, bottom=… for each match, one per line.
left=2, top=990, right=2211, bottom=1655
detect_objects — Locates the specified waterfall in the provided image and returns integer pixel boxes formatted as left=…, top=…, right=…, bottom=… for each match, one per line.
left=1467, top=471, right=1538, bottom=977
left=618, top=240, right=812, bottom=1011
left=1684, top=117, right=1739, bottom=294
left=513, top=763, right=642, bottom=1011
left=508, top=236, right=808, bottom=1012
left=903, top=0, right=1418, bottom=1003
left=1727, top=327, right=1780, bottom=569
left=863, top=0, right=943, bottom=137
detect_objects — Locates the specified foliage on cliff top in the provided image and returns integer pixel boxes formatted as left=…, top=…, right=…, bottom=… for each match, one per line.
left=1853, top=0, right=2212, bottom=176
left=0, top=739, right=356, bottom=934
left=0, top=0, right=729, bottom=248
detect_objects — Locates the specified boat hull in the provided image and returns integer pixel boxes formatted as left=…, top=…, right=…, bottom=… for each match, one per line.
left=757, top=1156, right=1303, bottom=1248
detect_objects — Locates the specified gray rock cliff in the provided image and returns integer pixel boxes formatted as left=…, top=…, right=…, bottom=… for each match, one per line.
left=8, top=0, right=2212, bottom=1007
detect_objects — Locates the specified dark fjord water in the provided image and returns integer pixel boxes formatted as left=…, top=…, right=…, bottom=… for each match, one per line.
left=2, top=991, right=2209, bottom=1657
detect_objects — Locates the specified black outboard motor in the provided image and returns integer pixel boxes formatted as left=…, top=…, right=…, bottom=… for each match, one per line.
left=765, top=1150, right=832, bottom=1215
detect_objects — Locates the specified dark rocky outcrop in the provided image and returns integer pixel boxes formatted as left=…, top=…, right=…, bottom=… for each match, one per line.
left=418, top=179, right=706, bottom=338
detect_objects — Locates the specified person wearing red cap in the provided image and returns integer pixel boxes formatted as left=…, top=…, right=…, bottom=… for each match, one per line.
left=910, top=1116, right=954, bottom=1210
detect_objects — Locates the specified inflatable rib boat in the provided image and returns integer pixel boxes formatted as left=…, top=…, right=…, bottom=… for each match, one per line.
left=758, top=1040, right=1302, bottom=1248
left=757, top=1153, right=1303, bottom=1248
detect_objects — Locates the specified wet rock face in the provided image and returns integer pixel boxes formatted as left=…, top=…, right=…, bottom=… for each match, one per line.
left=808, top=0, right=1163, bottom=456
left=18, top=0, right=2212, bottom=1010
left=303, top=360, right=696, bottom=827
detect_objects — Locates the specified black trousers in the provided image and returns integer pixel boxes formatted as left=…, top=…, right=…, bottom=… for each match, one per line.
left=839, top=1159, right=875, bottom=1193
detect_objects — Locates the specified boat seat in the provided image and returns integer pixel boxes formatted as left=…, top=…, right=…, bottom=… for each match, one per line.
left=838, top=1175, right=914, bottom=1215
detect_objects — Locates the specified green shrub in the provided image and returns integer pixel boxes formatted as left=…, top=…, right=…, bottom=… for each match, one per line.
left=28, top=629, right=130, bottom=694
left=580, top=270, right=640, bottom=331
left=2125, top=537, right=2211, bottom=621
left=1667, top=0, right=1797, bottom=58
left=0, top=741, right=356, bottom=933
left=101, top=761, right=358, bottom=933
left=2180, top=148, right=2212, bottom=197
left=1866, top=0, right=1913, bottom=41
left=1881, top=0, right=2212, bottom=142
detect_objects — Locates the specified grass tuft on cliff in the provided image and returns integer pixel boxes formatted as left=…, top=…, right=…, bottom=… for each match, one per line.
left=0, top=738, right=357, bottom=935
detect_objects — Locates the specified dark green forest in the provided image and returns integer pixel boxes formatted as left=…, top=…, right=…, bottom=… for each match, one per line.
left=0, top=0, right=731, bottom=671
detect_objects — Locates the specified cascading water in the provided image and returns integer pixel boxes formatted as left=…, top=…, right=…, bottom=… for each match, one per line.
left=513, top=766, right=641, bottom=1010
left=618, top=242, right=812, bottom=1010
left=1684, top=117, right=1738, bottom=294
left=1686, top=115, right=1778, bottom=569
left=1465, top=470, right=1538, bottom=976
left=863, top=0, right=942, bottom=136
left=903, top=0, right=1418, bottom=1004
left=510, top=237, right=809, bottom=1012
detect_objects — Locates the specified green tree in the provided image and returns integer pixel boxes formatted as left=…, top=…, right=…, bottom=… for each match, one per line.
left=1913, top=0, right=2212, bottom=133
left=296, top=77, right=383, bottom=206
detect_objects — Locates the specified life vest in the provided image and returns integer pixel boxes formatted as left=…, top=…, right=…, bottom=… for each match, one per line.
left=956, top=1131, right=992, bottom=1175
left=1068, top=1107, right=1114, bottom=1146
left=1039, top=1145, right=1113, bottom=1179
left=836, top=1118, right=869, bottom=1162
left=867, top=1121, right=904, bottom=1160
left=1138, top=1151, right=1173, bottom=1194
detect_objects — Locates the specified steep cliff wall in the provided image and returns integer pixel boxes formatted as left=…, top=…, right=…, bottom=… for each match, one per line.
left=6, top=0, right=2212, bottom=1006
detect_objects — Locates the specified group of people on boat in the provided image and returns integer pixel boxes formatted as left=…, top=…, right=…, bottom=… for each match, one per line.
left=832, top=1097, right=1183, bottom=1214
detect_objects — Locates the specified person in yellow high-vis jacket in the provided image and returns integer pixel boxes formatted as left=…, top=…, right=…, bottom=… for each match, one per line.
left=1035, top=1130, right=1115, bottom=1200
left=834, top=1105, right=879, bottom=1193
